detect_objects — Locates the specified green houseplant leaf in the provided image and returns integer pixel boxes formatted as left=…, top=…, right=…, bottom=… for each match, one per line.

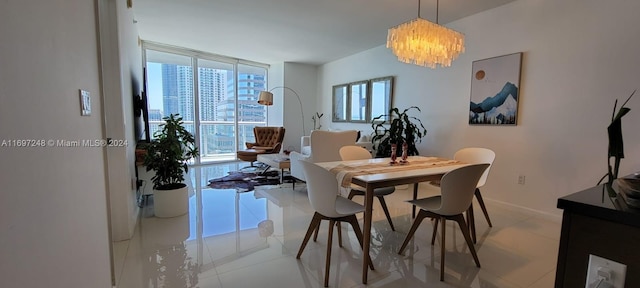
left=143, top=114, right=199, bottom=190
left=371, top=106, right=427, bottom=158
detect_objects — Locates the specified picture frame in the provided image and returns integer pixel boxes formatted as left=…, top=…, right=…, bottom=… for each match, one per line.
left=469, top=52, right=522, bottom=125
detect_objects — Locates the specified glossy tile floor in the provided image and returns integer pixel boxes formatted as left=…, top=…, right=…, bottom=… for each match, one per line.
left=115, top=162, right=561, bottom=288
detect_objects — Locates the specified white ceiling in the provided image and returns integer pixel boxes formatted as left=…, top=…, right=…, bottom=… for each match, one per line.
left=133, top=0, right=517, bottom=65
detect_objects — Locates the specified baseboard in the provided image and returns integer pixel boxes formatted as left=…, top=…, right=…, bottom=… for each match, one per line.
left=484, top=198, right=563, bottom=223
left=388, top=182, right=563, bottom=223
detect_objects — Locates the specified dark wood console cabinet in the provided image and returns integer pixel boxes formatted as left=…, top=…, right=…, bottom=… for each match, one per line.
left=555, top=184, right=640, bottom=287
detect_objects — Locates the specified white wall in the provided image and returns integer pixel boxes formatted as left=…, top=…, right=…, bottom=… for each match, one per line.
left=268, top=62, right=319, bottom=151
left=281, top=62, right=318, bottom=151
left=318, top=0, right=640, bottom=217
left=0, top=0, right=112, bottom=287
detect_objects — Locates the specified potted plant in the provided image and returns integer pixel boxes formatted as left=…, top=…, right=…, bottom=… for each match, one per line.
left=144, top=114, right=198, bottom=217
left=371, top=106, right=427, bottom=158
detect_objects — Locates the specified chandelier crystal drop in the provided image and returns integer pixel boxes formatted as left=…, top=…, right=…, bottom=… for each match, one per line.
left=386, top=4, right=465, bottom=68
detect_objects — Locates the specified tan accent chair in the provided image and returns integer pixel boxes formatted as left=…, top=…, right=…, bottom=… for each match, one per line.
left=237, top=127, right=285, bottom=167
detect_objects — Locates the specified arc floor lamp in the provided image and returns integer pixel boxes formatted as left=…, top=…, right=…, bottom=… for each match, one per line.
left=258, top=86, right=306, bottom=136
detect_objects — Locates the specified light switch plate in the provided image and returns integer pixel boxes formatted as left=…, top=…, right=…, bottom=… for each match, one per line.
left=80, top=89, right=91, bottom=116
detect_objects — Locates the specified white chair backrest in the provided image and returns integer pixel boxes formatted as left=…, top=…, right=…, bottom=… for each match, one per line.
left=309, top=130, right=358, bottom=163
left=437, top=164, right=490, bottom=216
left=339, top=145, right=372, bottom=161
left=454, top=147, right=495, bottom=188
left=299, top=160, right=342, bottom=218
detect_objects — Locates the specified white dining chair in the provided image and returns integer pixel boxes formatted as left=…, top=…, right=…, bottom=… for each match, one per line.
left=422, top=147, right=496, bottom=243
left=453, top=148, right=496, bottom=227
left=339, top=145, right=397, bottom=231
left=399, top=163, right=490, bottom=281
left=296, top=160, right=374, bottom=287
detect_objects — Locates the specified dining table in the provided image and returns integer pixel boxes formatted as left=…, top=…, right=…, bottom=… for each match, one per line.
left=314, top=156, right=468, bottom=284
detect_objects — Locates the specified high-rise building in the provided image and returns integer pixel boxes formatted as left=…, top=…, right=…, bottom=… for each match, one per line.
left=156, top=63, right=266, bottom=156
left=176, top=65, right=194, bottom=121
left=161, top=64, right=195, bottom=121
left=198, top=68, right=227, bottom=121
left=215, top=72, right=265, bottom=122
left=161, top=64, right=179, bottom=117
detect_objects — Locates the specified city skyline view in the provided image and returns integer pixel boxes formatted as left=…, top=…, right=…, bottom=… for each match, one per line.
left=145, top=49, right=268, bottom=161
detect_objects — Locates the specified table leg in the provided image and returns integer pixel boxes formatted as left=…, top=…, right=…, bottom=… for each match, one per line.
left=362, top=184, right=374, bottom=284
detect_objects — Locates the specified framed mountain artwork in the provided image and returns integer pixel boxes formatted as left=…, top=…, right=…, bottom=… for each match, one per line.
left=469, top=52, right=522, bottom=125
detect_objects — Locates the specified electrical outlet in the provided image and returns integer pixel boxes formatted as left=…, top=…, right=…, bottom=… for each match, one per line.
left=585, top=254, right=626, bottom=288
left=518, top=175, right=525, bottom=185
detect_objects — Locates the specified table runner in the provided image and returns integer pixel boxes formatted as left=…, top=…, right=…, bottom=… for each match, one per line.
left=329, top=157, right=461, bottom=187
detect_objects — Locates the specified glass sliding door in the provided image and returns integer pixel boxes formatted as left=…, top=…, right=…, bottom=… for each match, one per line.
left=144, top=44, right=268, bottom=164
left=197, top=59, right=236, bottom=162
left=145, top=50, right=195, bottom=138
left=236, top=64, right=267, bottom=151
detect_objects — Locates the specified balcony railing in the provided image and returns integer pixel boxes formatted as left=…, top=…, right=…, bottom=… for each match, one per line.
left=148, top=120, right=266, bottom=163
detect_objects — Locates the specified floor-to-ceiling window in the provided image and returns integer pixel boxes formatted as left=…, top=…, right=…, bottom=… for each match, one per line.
left=236, top=64, right=267, bottom=151
left=143, top=43, right=268, bottom=163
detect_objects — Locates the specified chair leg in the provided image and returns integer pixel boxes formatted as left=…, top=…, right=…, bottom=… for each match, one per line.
left=440, top=216, right=446, bottom=281
left=452, top=214, right=481, bottom=268
left=467, top=204, right=477, bottom=244
left=475, top=188, right=492, bottom=227
left=297, top=213, right=322, bottom=259
left=345, top=215, right=374, bottom=271
left=348, top=192, right=395, bottom=231
left=398, top=209, right=428, bottom=255
left=337, top=222, right=343, bottom=248
left=377, top=196, right=396, bottom=231
left=324, top=220, right=335, bottom=287
left=313, top=222, right=320, bottom=242
left=239, top=162, right=255, bottom=170
left=412, top=183, right=419, bottom=218
left=431, top=218, right=439, bottom=245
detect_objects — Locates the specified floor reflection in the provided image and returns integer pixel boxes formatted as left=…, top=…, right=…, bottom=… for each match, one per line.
left=117, top=163, right=561, bottom=288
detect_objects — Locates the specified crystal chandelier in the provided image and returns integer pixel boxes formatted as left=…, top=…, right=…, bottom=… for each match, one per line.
left=387, top=0, right=465, bottom=68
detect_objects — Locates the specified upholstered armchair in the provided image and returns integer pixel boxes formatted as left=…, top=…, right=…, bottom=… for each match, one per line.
left=289, top=130, right=358, bottom=188
left=237, top=127, right=285, bottom=167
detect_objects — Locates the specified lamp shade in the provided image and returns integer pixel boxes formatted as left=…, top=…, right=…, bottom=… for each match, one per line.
left=256, top=86, right=306, bottom=136
left=258, top=91, right=274, bottom=106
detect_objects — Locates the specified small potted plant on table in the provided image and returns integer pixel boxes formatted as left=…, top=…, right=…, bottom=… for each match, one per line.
left=144, top=114, right=198, bottom=217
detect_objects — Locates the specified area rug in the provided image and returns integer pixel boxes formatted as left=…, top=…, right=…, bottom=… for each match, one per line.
left=208, top=170, right=281, bottom=192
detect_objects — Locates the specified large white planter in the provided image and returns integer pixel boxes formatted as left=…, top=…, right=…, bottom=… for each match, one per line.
left=153, top=184, right=189, bottom=218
